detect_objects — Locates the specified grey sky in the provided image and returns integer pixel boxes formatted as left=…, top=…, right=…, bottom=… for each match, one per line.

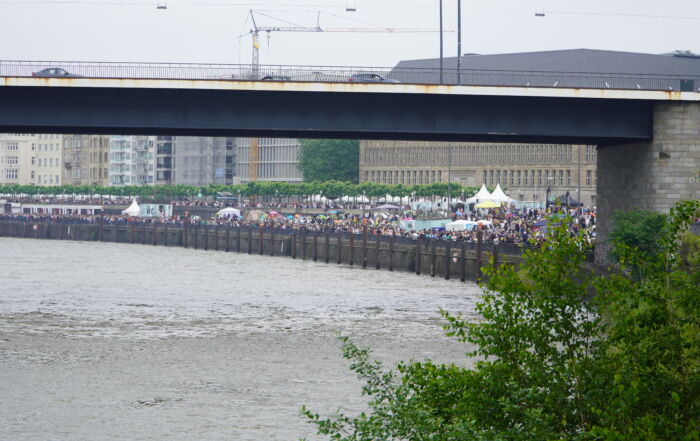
left=0, top=0, right=698, bottom=67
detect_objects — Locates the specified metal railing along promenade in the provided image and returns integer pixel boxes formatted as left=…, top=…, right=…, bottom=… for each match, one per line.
left=1, top=60, right=697, bottom=92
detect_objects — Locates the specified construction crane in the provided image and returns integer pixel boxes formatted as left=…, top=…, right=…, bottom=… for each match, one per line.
left=244, top=10, right=447, bottom=77
left=242, top=10, right=446, bottom=182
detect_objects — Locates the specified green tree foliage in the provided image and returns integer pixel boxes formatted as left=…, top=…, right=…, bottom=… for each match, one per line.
left=592, top=200, right=700, bottom=441
left=298, top=139, right=359, bottom=183
left=0, top=183, right=479, bottom=203
left=609, top=209, right=668, bottom=260
left=301, top=201, right=700, bottom=441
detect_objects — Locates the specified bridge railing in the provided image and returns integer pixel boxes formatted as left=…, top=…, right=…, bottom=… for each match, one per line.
left=0, top=60, right=697, bottom=92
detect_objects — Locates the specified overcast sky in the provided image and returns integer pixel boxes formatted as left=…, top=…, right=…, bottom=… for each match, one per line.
left=0, top=0, right=698, bottom=67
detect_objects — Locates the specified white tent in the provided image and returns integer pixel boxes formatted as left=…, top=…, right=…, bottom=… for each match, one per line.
left=411, top=200, right=434, bottom=211
left=309, top=194, right=329, bottom=203
left=465, top=184, right=492, bottom=204
left=217, top=207, right=241, bottom=218
left=445, top=219, right=474, bottom=231
left=122, top=200, right=140, bottom=217
left=489, top=184, right=515, bottom=203
left=339, top=195, right=369, bottom=203
left=375, top=204, right=401, bottom=210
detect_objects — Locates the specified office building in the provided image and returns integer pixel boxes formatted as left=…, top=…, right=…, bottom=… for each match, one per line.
left=63, top=135, right=110, bottom=186
left=360, top=141, right=597, bottom=206
left=108, top=135, right=155, bottom=186
left=235, top=137, right=303, bottom=183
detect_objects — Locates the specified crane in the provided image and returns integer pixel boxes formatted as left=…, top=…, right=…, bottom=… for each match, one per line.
left=242, top=10, right=447, bottom=182
left=244, top=10, right=446, bottom=77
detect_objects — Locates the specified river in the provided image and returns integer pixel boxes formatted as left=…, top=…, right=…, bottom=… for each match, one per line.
left=0, top=237, right=480, bottom=440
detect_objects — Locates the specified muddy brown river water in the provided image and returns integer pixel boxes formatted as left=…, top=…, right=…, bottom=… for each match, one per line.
left=0, top=237, right=480, bottom=440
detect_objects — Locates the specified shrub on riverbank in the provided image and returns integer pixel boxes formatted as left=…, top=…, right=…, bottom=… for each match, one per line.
left=301, top=200, right=700, bottom=441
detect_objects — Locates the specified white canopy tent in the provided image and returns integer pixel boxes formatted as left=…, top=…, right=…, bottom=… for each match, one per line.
left=217, top=207, right=241, bottom=219
left=445, top=219, right=473, bottom=231
left=122, top=200, right=140, bottom=217
left=465, top=184, right=492, bottom=204
left=489, top=184, right=515, bottom=204
left=411, top=200, right=434, bottom=211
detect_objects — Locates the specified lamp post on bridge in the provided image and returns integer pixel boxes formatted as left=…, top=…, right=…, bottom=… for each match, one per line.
left=439, top=0, right=463, bottom=85
left=439, top=0, right=443, bottom=84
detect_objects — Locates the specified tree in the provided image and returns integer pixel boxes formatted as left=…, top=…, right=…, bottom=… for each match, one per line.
left=591, top=200, right=700, bottom=441
left=298, top=139, right=359, bottom=183
left=609, top=209, right=667, bottom=261
left=301, top=202, right=700, bottom=441
left=302, top=218, right=603, bottom=441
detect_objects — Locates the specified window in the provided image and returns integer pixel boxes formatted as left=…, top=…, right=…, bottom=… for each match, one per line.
left=4, top=169, right=18, bottom=179
left=559, top=170, right=564, bottom=186
left=586, top=170, right=591, bottom=186
left=538, top=170, right=542, bottom=186
left=483, top=170, right=487, bottom=185
left=524, top=170, right=528, bottom=186
left=5, top=142, right=18, bottom=151
left=5, top=156, right=18, bottom=165
left=566, top=170, right=571, bottom=185
left=517, top=170, right=521, bottom=186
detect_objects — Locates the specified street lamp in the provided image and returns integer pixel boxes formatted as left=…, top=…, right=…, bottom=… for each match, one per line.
left=439, top=0, right=444, bottom=84
left=545, top=176, right=555, bottom=209
left=447, top=146, right=452, bottom=210
left=439, top=0, right=463, bottom=85
left=457, top=0, right=462, bottom=85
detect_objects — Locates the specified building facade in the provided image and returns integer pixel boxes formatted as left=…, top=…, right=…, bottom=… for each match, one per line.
left=155, top=136, right=175, bottom=185
left=171, top=137, right=234, bottom=186
left=360, top=141, right=598, bottom=206
left=34, top=134, right=64, bottom=186
left=235, top=137, right=303, bottom=183
left=0, top=134, right=40, bottom=185
left=62, top=135, right=110, bottom=186
left=108, top=136, right=155, bottom=186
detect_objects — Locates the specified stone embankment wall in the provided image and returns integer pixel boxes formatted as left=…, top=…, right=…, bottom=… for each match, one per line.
left=0, top=221, right=525, bottom=283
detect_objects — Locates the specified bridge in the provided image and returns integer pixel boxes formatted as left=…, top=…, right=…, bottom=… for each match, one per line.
left=0, top=60, right=697, bottom=144
left=1, top=58, right=699, bottom=261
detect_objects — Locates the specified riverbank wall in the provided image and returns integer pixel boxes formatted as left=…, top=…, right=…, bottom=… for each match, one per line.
left=0, top=220, right=525, bottom=283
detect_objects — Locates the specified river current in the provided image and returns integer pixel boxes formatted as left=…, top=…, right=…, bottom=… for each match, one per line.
left=0, top=237, right=480, bottom=440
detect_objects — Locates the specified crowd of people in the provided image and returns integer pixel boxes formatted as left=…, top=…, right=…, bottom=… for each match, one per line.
left=1, top=195, right=598, bottom=248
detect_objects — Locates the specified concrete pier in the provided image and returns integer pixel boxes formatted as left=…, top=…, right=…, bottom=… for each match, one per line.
left=596, top=102, right=700, bottom=261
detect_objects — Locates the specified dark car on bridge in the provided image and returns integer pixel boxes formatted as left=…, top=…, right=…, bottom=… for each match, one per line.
left=261, top=75, right=292, bottom=81
left=32, top=68, right=81, bottom=78
left=348, top=73, right=398, bottom=83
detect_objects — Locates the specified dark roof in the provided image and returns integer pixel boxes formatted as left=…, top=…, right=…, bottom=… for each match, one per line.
left=389, top=49, right=700, bottom=91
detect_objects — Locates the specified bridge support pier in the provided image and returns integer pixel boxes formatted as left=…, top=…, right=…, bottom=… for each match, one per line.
left=596, top=102, right=700, bottom=262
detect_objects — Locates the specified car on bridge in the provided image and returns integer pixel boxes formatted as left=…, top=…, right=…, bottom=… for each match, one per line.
left=32, top=68, right=81, bottom=78
left=348, top=73, right=398, bottom=83
left=261, top=75, right=292, bottom=81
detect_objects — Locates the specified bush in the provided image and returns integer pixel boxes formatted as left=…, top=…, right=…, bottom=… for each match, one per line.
left=301, top=202, right=700, bottom=441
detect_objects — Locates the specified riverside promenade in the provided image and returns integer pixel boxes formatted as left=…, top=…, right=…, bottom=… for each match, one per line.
left=0, top=219, right=527, bottom=283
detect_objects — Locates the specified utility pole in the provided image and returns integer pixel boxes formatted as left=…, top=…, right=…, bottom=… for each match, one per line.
left=447, top=146, right=452, bottom=212
left=457, top=0, right=462, bottom=85
left=578, top=146, right=582, bottom=208
left=439, top=0, right=443, bottom=84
